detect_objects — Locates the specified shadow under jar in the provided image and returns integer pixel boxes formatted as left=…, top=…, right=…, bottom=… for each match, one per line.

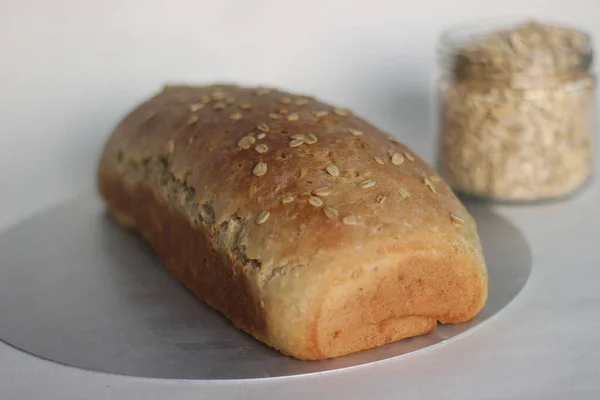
left=436, top=20, right=596, bottom=203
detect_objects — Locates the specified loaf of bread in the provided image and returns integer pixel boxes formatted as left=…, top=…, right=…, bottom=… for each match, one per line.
left=97, top=84, right=488, bottom=360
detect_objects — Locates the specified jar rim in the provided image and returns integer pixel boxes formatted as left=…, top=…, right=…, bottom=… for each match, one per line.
left=439, top=17, right=592, bottom=49
left=437, top=18, right=593, bottom=74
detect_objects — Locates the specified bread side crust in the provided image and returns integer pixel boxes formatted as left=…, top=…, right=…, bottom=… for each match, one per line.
left=98, top=174, right=270, bottom=345
left=312, top=241, right=487, bottom=359
left=256, top=231, right=487, bottom=359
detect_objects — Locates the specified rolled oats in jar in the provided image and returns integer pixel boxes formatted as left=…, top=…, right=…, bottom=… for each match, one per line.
left=436, top=20, right=596, bottom=202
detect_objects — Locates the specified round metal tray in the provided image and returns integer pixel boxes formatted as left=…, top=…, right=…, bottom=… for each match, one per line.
left=0, top=196, right=531, bottom=380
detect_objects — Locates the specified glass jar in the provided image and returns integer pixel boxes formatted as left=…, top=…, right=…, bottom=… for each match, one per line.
left=436, top=20, right=596, bottom=203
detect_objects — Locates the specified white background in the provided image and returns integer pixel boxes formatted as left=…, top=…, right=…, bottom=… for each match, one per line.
left=1, top=1, right=600, bottom=399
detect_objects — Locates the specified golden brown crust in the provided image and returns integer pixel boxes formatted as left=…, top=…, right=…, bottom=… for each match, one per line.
left=97, top=83, right=488, bottom=360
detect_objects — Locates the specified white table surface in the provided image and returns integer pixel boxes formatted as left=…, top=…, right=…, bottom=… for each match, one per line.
left=1, top=1, right=599, bottom=398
